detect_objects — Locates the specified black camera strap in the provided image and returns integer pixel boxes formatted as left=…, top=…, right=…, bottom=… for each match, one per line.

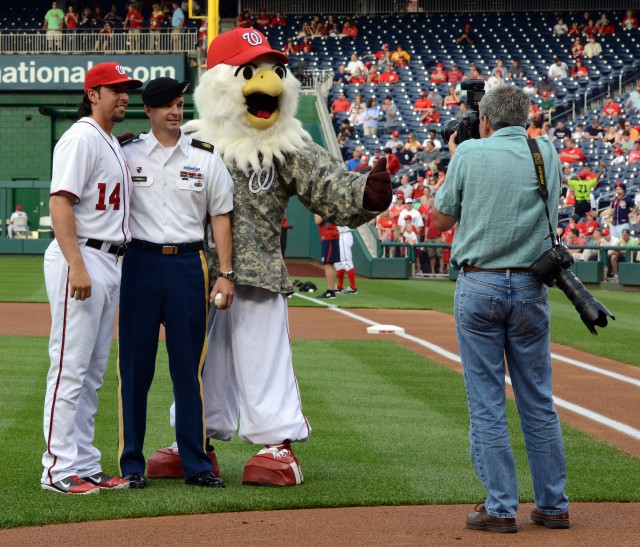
left=526, top=138, right=558, bottom=247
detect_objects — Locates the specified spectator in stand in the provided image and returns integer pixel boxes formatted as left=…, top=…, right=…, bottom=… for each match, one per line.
left=428, top=87, right=444, bottom=109
left=396, top=144, right=416, bottom=167
left=420, top=106, right=441, bottom=125
left=413, top=90, right=433, bottom=113
left=397, top=174, right=414, bottom=198
left=583, top=35, right=603, bottom=58
left=340, top=18, right=359, bottom=39
left=149, top=4, right=165, bottom=51
left=538, top=74, right=557, bottom=95
left=347, top=93, right=366, bottom=127
left=376, top=210, right=395, bottom=257
left=550, top=120, right=568, bottom=141
left=348, top=67, right=366, bottom=85
left=346, top=53, right=366, bottom=75
left=92, top=5, right=104, bottom=26
left=334, top=65, right=350, bottom=85
left=595, top=12, right=615, bottom=35
left=420, top=195, right=443, bottom=273
left=610, top=182, right=636, bottom=238
left=312, top=20, right=327, bottom=38
left=622, top=10, right=639, bottom=31
left=296, top=21, right=313, bottom=39
left=454, top=101, right=470, bottom=119
left=299, top=36, right=313, bottom=53
left=571, top=37, right=584, bottom=58
left=609, top=229, right=638, bottom=280
left=553, top=18, right=568, bottom=36
left=397, top=198, right=423, bottom=232
left=628, top=140, right=640, bottom=163
left=123, top=3, right=143, bottom=52
left=581, top=210, right=601, bottom=238
left=571, top=58, right=589, bottom=78
left=566, top=228, right=587, bottom=261
left=283, top=38, right=298, bottom=55
left=602, top=96, right=622, bottom=117
left=582, top=18, right=597, bottom=38
left=376, top=50, right=394, bottom=71
left=363, top=97, right=381, bottom=136
left=528, top=99, right=541, bottom=124
left=444, top=86, right=460, bottom=108
left=236, top=9, right=253, bottom=27
left=255, top=8, right=271, bottom=27
left=413, top=176, right=428, bottom=200
left=345, top=147, right=363, bottom=171
left=418, top=140, right=441, bottom=173
left=585, top=118, right=604, bottom=140
left=76, top=6, right=95, bottom=49
left=391, top=44, right=411, bottom=66
left=430, top=63, right=448, bottom=84
left=618, top=130, right=634, bottom=151
left=271, top=11, right=286, bottom=27
left=539, top=92, right=556, bottom=121
left=368, top=148, right=383, bottom=168
left=379, top=64, right=400, bottom=84
left=486, top=69, right=505, bottom=90
left=463, top=62, right=477, bottom=80
left=490, top=59, right=505, bottom=77
left=548, top=57, right=569, bottom=79
left=404, top=132, right=422, bottom=153
left=366, top=66, right=380, bottom=84
left=170, top=2, right=185, bottom=53
left=103, top=4, right=122, bottom=26
left=64, top=4, right=79, bottom=30
left=568, top=22, right=580, bottom=36
left=95, top=21, right=113, bottom=51
left=447, top=63, right=464, bottom=84
left=559, top=138, right=586, bottom=163
left=625, top=82, right=640, bottom=111
left=384, top=147, right=401, bottom=175
left=507, top=59, right=526, bottom=79
left=422, top=128, right=442, bottom=150
left=572, top=123, right=586, bottom=142
left=611, top=147, right=626, bottom=165
left=330, top=91, right=351, bottom=120
left=621, top=119, right=640, bottom=140
left=381, top=95, right=399, bottom=131
left=455, top=23, right=476, bottom=46
left=363, top=42, right=389, bottom=66
left=522, top=79, right=536, bottom=96
left=43, top=1, right=64, bottom=51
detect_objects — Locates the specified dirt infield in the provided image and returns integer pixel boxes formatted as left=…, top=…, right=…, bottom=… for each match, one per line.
left=1, top=292, right=639, bottom=544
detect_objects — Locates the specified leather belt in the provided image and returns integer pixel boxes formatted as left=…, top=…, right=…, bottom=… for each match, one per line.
left=128, top=238, right=204, bottom=255
left=464, top=266, right=531, bottom=273
left=86, top=238, right=126, bottom=257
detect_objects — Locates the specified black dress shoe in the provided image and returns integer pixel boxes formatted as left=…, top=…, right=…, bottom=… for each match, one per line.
left=123, top=473, right=147, bottom=489
left=185, top=470, right=225, bottom=488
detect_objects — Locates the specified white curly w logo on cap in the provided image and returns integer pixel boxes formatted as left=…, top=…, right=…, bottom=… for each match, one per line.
left=242, top=31, right=263, bottom=46
left=115, top=65, right=126, bottom=75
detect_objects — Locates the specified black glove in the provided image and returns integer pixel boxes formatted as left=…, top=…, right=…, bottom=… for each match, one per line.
left=363, top=157, right=392, bottom=211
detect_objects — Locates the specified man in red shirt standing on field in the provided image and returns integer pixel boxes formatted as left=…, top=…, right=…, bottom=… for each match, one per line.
left=314, top=215, right=340, bottom=299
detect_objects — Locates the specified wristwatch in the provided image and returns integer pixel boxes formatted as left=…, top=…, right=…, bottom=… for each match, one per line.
left=218, top=270, right=237, bottom=282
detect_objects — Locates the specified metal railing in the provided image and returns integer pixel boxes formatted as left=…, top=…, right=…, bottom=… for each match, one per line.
left=0, top=28, right=198, bottom=55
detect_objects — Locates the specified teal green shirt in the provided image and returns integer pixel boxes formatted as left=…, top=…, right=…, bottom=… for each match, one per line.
left=434, top=126, right=561, bottom=269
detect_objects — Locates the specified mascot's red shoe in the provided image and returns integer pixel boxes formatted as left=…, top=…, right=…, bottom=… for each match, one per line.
left=242, top=443, right=304, bottom=487
left=147, top=441, right=220, bottom=478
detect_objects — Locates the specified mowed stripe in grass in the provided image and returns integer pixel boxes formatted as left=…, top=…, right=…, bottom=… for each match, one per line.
left=1, top=336, right=639, bottom=529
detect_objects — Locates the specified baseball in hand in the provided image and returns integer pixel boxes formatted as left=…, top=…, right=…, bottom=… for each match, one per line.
left=214, top=293, right=223, bottom=308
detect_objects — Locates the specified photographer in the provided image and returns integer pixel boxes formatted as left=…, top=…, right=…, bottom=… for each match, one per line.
left=433, top=85, right=570, bottom=533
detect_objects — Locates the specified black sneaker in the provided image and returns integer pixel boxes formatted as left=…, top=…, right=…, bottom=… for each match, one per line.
left=185, top=470, right=225, bottom=488
left=344, top=287, right=358, bottom=294
left=317, top=290, right=336, bottom=299
left=123, top=472, right=147, bottom=489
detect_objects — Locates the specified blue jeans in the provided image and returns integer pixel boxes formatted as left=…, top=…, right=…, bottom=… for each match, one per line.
left=454, top=270, right=568, bottom=518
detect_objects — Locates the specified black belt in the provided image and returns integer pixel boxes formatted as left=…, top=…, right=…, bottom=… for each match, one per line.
left=464, top=266, right=531, bottom=273
left=128, top=238, right=204, bottom=255
left=86, top=239, right=126, bottom=257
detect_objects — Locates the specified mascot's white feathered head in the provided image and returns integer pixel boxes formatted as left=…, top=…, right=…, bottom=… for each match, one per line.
left=184, top=28, right=310, bottom=174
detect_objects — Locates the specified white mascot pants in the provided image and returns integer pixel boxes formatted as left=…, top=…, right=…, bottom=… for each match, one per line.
left=171, top=285, right=310, bottom=446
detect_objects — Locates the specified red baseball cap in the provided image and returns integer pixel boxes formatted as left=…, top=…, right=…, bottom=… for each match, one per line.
left=84, top=62, right=143, bottom=92
left=392, top=129, right=399, bottom=136
left=16, top=204, right=22, bottom=211
left=207, top=28, right=289, bottom=70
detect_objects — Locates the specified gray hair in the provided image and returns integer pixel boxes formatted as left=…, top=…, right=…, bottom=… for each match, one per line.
left=478, top=84, right=530, bottom=129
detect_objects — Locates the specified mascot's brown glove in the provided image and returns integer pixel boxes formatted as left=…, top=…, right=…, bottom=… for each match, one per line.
left=363, top=157, right=392, bottom=211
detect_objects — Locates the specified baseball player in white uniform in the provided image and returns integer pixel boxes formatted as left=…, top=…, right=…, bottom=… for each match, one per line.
left=335, top=226, right=358, bottom=294
left=41, top=62, right=142, bottom=495
left=7, top=205, right=28, bottom=238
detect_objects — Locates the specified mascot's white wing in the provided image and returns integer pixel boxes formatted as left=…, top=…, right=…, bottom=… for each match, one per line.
left=187, top=63, right=311, bottom=174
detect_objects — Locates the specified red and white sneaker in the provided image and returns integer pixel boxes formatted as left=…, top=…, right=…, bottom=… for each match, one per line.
left=82, top=472, right=130, bottom=490
left=41, top=475, right=100, bottom=495
left=242, top=443, right=304, bottom=487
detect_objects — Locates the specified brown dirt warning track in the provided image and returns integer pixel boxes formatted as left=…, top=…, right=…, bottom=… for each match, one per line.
left=1, top=266, right=639, bottom=545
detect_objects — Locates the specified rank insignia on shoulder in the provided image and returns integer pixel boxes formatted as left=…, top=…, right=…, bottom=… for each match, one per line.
left=119, top=133, right=141, bottom=146
left=191, top=139, right=214, bottom=153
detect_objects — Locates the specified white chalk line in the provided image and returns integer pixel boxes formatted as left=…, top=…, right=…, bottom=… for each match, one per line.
left=294, top=293, right=640, bottom=441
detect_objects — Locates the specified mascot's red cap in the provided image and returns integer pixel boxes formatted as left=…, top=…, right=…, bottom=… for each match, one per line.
left=207, top=28, right=289, bottom=70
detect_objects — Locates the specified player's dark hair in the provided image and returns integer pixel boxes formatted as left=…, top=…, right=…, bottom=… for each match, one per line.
left=77, top=86, right=102, bottom=118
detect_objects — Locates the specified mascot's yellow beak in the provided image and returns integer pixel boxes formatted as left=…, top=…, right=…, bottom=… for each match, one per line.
left=243, top=69, right=284, bottom=130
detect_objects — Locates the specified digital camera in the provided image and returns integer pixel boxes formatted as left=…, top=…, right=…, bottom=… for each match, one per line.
left=441, top=79, right=485, bottom=144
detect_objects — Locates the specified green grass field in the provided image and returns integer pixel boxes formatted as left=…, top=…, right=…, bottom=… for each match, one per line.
left=0, top=256, right=639, bottom=529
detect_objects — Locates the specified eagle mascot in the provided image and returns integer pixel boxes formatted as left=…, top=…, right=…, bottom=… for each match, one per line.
left=147, top=27, right=391, bottom=486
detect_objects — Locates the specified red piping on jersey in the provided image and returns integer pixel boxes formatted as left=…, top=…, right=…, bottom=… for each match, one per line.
left=46, top=266, right=71, bottom=484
